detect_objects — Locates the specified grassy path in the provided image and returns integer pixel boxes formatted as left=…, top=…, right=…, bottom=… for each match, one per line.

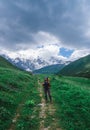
left=8, top=77, right=63, bottom=130
left=38, top=80, right=62, bottom=130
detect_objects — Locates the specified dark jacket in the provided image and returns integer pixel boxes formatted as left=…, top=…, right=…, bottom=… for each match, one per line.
left=43, top=81, right=50, bottom=89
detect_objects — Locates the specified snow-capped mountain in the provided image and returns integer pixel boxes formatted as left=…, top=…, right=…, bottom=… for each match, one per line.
left=1, top=54, right=70, bottom=71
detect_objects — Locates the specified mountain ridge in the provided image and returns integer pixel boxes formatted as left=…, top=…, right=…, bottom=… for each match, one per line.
left=1, top=54, right=68, bottom=71
left=33, top=64, right=65, bottom=74
left=58, top=54, right=90, bottom=78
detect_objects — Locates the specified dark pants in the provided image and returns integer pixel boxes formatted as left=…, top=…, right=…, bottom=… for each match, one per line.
left=44, top=87, right=52, bottom=102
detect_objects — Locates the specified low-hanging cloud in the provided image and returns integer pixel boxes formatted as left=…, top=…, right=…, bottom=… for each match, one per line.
left=0, top=0, right=90, bottom=50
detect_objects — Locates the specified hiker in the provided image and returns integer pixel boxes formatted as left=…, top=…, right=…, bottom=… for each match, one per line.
left=42, top=77, right=52, bottom=103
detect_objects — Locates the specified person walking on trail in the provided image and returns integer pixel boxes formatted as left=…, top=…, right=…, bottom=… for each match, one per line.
left=42, top=77, right=52, bottom=103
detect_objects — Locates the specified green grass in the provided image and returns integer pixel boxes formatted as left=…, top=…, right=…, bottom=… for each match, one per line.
left=0, top=56, right=18, bottom=70
left=0, top=67, right=40, bottom=130
left=51, top=76, right=90, bottom=130
left=0, top=56, right=40, bottom=130
left=0, top=55, right=90, bottom=130
left=15, top=76, right=40, bottom=130
left=1, top=68, right=90, bottom=130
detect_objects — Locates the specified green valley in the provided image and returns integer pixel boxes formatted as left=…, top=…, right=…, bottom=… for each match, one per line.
left=0, top=56, right=90, bottom=130
left=33, top=64, right=65, bottom=74
left=0, top=0, right=90, bottom=130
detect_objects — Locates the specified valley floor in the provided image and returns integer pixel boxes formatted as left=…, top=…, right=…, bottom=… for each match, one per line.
left=1, top=72, right=90, bottom=130
left=8, top=78, right=63, bottom=130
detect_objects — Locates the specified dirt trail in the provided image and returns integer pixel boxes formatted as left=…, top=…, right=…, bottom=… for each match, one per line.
left=38, top=80, right=62, bottom=130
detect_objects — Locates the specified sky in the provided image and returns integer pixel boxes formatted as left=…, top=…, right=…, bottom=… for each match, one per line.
left=0, top=0, right=90, bottom=61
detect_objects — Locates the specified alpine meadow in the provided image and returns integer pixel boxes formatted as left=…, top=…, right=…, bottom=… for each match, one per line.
left=0, top=55, right=90, bottom=130
left=0, top=0, right=90, bottom=130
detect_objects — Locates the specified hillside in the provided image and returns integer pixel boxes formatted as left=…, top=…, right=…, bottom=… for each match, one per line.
left=33, top=64, right=65, bottom=74
left=51, top=75, right=90, bottom=130
left=58, top=55, right=90, bottom=78
left=0, top=56, right=40, bottom=130
left=0, top=56, right=18, bottom=70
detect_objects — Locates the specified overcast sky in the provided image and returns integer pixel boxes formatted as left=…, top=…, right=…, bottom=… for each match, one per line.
left=0, top=0, right=90, bottom=60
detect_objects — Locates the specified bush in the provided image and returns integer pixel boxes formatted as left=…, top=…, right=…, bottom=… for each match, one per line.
left=25, top=100, right=35, bottom=107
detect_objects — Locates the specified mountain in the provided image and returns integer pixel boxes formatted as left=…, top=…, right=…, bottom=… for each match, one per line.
left=58, top=55, right=90, bottom=78
left=33, top=64, right=65, bottom=74
left=1, top=55, right=68, bottom=71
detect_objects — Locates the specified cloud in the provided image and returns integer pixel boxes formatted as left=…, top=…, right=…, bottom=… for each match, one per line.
left=0, top=44, right=67, bottom=62
left=0, top=0, right=90, bottom=67
left=0, top=44, right=89, bottom=66
left=0, top=0, right=90, bottom=51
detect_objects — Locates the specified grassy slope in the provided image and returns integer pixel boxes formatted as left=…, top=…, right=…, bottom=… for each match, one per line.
left=0, top=57, right=40, bottom=130
left=0, top=56, right=18, bottom=70
left=51, top=75, right=90, bottom=130
left=59, top=55, right=90, bottom=78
